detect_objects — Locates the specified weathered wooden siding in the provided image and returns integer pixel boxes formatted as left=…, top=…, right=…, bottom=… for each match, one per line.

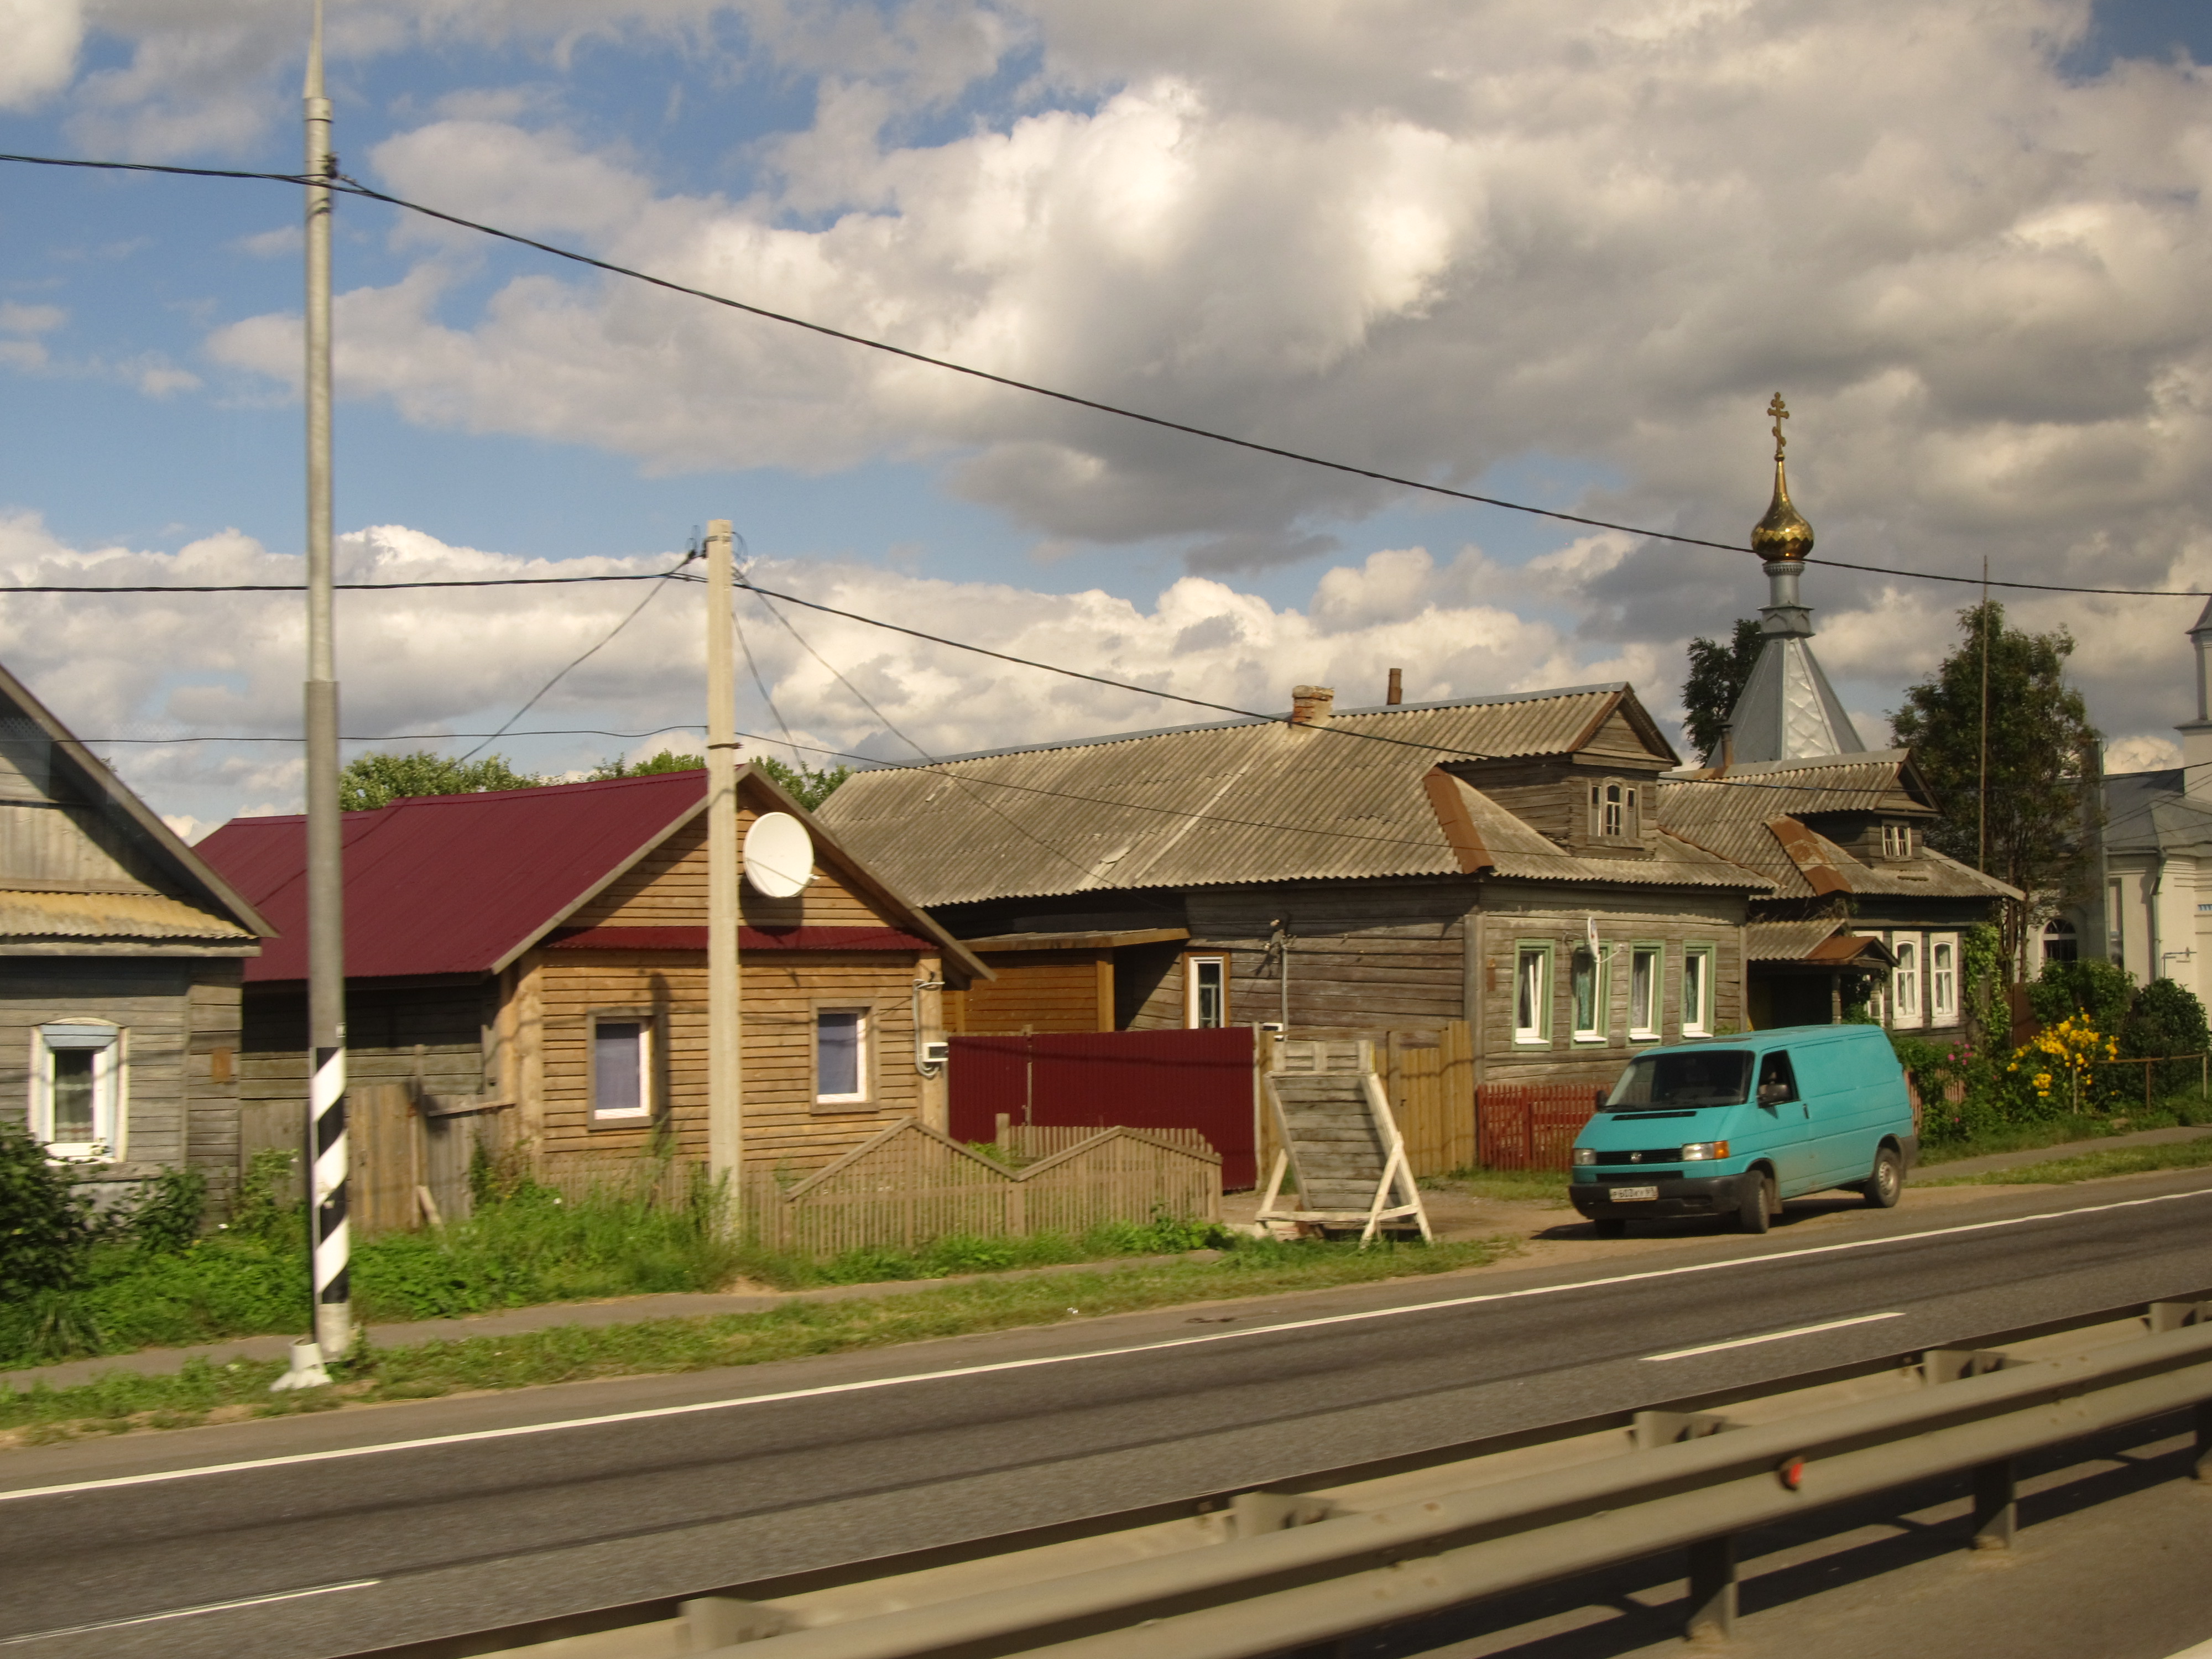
left=0, top=957, right=243, bottom=1194
left=1472, top=880, right=1748, bottom=1087
left=566, top=808, right=886, bottom=932
left=240, top=978, right=492, bottom=1116
left=947, top=950, right=1109, bottom=1034
left=526, top=948, right=932, bottom=1175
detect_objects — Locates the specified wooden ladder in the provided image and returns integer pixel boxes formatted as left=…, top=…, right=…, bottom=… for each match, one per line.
left=1255, top=1039, right=1431, bottom=1244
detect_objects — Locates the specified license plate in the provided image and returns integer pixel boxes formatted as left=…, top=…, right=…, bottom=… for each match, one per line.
left=1610, top=1185, right=1660, bottom=1202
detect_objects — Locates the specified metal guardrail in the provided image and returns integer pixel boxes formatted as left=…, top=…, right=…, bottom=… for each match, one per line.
left=357, top=1295, right=2212, bottom=1659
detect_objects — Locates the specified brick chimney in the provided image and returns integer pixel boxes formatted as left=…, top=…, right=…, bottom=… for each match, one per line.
left=1290, top=685, right=1335, bottom=727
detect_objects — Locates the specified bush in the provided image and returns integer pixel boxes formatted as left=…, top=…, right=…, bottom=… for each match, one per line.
left=0, top=1121, right=96, bottom=1296
left=2120, top=978, right=2212, bottom=1102
left=114, top=1167, right=207, bottom=1255
left=2028, top=957, right=2133, bottom=1032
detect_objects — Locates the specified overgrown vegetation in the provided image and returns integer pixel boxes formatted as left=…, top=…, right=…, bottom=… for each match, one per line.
left=0, top=1142, right=1245, bottom=1370
left=1897, top=952, right=2212, bottom=1147
left=336, top=745, right=852, bottom=814
left=0, top=1232, right=1517, bottom=1441
left=1922, top=1137, right=2212, bottom=1187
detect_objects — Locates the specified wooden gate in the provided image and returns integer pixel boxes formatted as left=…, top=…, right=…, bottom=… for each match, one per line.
left=236, top=1085, right=496, bottom=1235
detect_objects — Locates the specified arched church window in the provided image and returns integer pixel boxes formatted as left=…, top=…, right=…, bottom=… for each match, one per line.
left=2042, top=918, right=2078, bottom=965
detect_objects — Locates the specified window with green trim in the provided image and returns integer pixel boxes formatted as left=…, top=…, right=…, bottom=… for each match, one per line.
left=1629, top=943, right=1662, bottom=1041
left=1682, top=944, right=1714, bottom=1037
left=1513, top=943, right=1552, bottom=1044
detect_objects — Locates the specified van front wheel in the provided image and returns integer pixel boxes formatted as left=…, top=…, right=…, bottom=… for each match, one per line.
left=1735, top=1172, right=1774, bottom=1235
left=1863, top=1146, right=1904, bottom=1209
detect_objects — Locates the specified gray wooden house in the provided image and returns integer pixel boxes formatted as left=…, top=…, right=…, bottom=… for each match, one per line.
left=0, top=662, right=273, bottom=1203
left=817, top=682, right=1771, bottom=1091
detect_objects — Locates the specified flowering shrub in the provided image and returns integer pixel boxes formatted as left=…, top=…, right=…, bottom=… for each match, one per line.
left=2007, top=1014, right=2117, bottom=1113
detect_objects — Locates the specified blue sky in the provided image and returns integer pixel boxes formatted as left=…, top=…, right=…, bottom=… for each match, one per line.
left=3, top=1, right=2211, bottom=828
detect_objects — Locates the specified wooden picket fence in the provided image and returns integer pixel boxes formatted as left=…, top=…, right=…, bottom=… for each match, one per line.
left=1477, top=1082, right=1607, bottom=1171
left=742, top=1118, right=1220, bottom=1256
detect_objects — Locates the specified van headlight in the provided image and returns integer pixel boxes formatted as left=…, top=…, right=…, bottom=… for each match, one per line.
left=1679, top=1141, right=1730, bottom=1161
left=1572, top=1146, right=1596, bottom=1165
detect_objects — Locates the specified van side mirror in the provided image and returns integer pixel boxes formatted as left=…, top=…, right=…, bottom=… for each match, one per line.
left=1757, top=1083, right=1788, bottom=1107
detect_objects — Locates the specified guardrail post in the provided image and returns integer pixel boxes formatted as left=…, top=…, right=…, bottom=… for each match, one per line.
left=1684, top=1533, right=1736, bottom=1642
left=2196, top=1400, right=2211, bottom=1483
left=1970, top=1458, right=2017, bottom=1550
left=1632, top=1410, right=1732, bottom=1449
left=1924, top=1348, right=2011, bottom=1384
left=682, top=1597, right=786, bottom=1646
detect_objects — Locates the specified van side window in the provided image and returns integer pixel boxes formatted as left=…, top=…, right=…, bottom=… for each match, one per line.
left=1756, top=1051, right=1798, bottom=1107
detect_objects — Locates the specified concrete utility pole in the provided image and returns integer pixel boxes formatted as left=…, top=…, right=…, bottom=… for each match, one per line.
left=302, top=0, right=351, bottom=1357
left=705, top=520, right=743, bottom=1202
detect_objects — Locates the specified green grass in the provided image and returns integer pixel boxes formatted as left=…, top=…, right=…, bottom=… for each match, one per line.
left=0, top=1234, right=1519, bottom=1442
left=1921, top=1136, right=2212, bottom=1187
left=0, top=1178, right=1251, bottom=1371
left=1421, top=1169, right=1573, bottom=1206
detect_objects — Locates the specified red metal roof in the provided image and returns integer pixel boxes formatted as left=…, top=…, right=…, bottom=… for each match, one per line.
left=196, top=773, right=707, bottom=983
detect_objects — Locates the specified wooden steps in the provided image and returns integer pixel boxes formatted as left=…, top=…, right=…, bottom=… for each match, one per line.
left=1255, top=1040, right=1431, bottom=1243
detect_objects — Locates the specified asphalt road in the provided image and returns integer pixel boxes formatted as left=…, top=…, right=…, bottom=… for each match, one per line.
left=7, top=1173, right=2212, bottom=1659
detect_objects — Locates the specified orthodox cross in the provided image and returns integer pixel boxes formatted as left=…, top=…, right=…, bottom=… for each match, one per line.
left=1768, top=392, right=1790, bottom=457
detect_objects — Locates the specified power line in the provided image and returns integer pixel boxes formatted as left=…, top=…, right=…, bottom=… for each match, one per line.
left=455, top=549, right=697, bottom=761
left=0, top=571, right=675, bottom=594
left=11, top=149, right=2208, bottom=601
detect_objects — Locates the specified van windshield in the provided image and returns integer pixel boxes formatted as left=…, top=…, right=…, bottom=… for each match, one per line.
left=1608, top=1050, right=1754, bottom=1109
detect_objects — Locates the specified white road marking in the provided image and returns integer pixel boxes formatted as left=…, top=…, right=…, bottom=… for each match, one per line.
left=4, top=1183, right=2208, bottom=1506
left=1641, top=1311, right=1907, bottom=1361
left=0, top=1580, right=378, bottom=1645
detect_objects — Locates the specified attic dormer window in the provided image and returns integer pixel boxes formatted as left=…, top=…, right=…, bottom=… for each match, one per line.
left=1882, top=823, right=1915, bottom=859
left=1587, top=780, right=1641, bottom=842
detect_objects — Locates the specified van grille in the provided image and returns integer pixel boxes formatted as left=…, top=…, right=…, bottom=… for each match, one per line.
left=1593, top=1149, right=1685, bottom=1166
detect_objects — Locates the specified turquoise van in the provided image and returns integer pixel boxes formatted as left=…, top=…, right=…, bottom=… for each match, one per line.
left=1568, top=1025, right=1918, bottom=1236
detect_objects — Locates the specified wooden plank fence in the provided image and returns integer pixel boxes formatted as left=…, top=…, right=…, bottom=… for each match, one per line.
left=237, top=1084, right=506, bottom=1235
left=742, top=1118, right=1220, bottom=1257
left=1477, top=1082, right=1606, bottom=1172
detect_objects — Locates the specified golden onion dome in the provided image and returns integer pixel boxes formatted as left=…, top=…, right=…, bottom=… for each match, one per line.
left=1751, top=393, right=1813, bottom=561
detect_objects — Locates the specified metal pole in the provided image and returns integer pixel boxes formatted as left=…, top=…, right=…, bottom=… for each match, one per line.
left=705, top=521, right=743, bottom=1206
left=302, top=0, right=350, bottom=1358
left=1978, top=556, right=1989, bottom=874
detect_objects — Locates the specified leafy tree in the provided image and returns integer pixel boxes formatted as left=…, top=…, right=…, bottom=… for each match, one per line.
left=757, top=755, right=852, bottom=811
left=1680, top=618, right=1764, bottom=763
left=589, top=749, right=705, bottom=779
left=340, top=750, right=544, bottom=812
left=1890, top=602, right=2099, bottom=974
left=2120, top=978, right=2211, bottom=1101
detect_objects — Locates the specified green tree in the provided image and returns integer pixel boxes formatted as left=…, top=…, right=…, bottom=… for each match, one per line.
left=1890, top=602, right=2099, bottom=974
left=757, top=755, right=852, bottom=811
left=1680, top=617, right=1764, bottom=764
left=340, top=750, right=544, bottom=812
left=589, top=748, right=704, bottom=778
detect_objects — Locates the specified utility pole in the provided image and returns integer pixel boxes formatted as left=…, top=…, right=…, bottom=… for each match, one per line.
left=705, top=521, right=743, bottom=1205
left=1978, top=555, right=1989, bottom=873
left=302, top=0, right=350, bottom=1358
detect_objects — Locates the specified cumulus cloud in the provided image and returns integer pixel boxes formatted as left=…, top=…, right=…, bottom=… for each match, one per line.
left=0, top=0, right=81, bottom=110
left=0, top=514, right=1654, bottom=825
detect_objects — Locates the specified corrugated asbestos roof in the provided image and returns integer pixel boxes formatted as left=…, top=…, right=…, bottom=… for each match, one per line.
left=1747, top=920, right=1849, bottom=961
left=0, top=888, right=257, bottom=941
left=199, top=772, right=706, bottom=982
left=1657, top=758, right=2019, bottom=902
left=818, top=686, right=1770, bottom=906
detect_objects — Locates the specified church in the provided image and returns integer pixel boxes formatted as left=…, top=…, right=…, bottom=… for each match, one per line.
left=1656, top=398, right=2017, bottom=1035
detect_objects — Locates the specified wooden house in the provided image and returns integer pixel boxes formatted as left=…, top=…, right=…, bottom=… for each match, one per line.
left=0, top=661, right=272, bottom=1203
left=1659, top=752, right=2017, bottom=1032
left=816, top=684, right=1771, bottom=1090
left=194, top=766, right=985, bottom=1184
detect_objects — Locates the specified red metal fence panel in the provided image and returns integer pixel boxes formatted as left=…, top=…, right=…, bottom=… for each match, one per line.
left=949, top=1029, right=1258, bottom=1188
left=1477, top=1083, right=1605, bottom=1171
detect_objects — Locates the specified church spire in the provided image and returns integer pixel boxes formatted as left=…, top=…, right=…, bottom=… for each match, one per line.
left=1723, top=395, right=1865, bottom=764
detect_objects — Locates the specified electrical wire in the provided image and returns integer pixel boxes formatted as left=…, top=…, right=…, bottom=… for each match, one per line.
left=0, top=572, right=676, bottom=593
left=453, top=550, right=698, bottom=761
left=18, top=146, right=2212, bottom=599
left=728, top=547, right=805, bottom=774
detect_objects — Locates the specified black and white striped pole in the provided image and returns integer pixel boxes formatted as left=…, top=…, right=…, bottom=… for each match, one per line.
left=302, top=0, right=351, bottom=1363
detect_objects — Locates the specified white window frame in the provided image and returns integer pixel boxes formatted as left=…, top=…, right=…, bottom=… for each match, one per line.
left=1929, top=932, right=1960, bottom=1024
left=1513, top=943, right=1552, bottom=1045
left=588, top=1013, right=654, bottom=1126
left=1629, top=945, right=1661, bottom=1041
left=1882, top=823, right=1916, bottom=859
left=1184, top=954, right=1230, bottom=1029
left=30, top=1020, right=124, bottom=1161
left=1569, top=947, right=1604, bottom=1042
left=815, top=1006, right=872, bottom=1105
left=1681, top=945, right=1714, bottom=1037
left=1891, top=934, right=1925, bottom=1030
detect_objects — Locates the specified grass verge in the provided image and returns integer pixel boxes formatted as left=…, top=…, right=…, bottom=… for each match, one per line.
left=1421, top=1170, right=1572, bottom=1206
left=1921, top=1137, right=2212, bottom=1187
left=0, top=1234, right=1519, bottom=1446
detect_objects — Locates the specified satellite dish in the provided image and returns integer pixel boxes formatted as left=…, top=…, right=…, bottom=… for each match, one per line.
left=743, top=812, right=813, bottom=898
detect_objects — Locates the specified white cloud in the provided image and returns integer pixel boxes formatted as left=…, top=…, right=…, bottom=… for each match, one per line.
left=0, top=514, right=1651, bottom=824
left=2107, top=734, right=2182, bottom=775
left=0, top=0, right=81, bottom=110
left=0, top=302, right=67, bottom=335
